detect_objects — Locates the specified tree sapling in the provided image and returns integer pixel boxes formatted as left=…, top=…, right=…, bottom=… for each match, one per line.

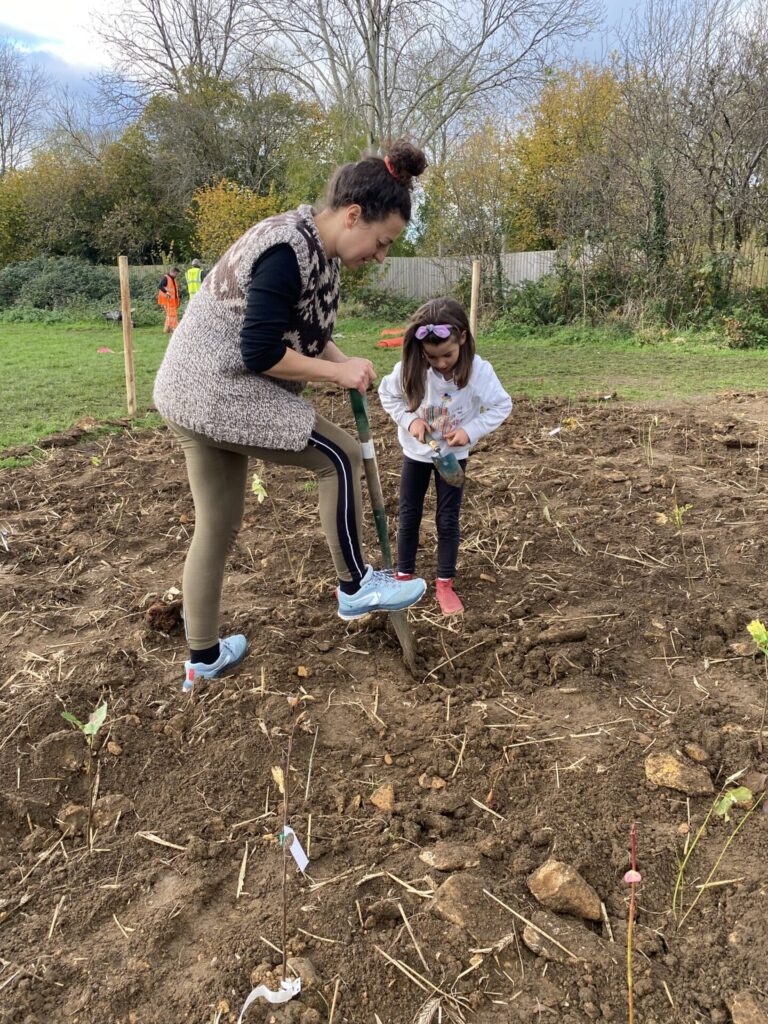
left=61, top=700, right=107, bottom=851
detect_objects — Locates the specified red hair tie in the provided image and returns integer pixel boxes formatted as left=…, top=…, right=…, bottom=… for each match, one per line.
left=384, top=156, right=399, bottom=180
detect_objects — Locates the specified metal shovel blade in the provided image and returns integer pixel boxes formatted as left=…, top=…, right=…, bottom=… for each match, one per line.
left=424, top=431, right=465, bottom=488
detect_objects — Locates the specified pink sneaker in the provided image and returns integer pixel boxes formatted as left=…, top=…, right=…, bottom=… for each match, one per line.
left=435, top=578, right=464, bottom=615
left=395, top=572, right=414, bottom=581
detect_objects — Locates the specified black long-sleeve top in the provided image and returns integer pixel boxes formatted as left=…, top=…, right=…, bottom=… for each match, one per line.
left=240, top=244, right=302, bottom=374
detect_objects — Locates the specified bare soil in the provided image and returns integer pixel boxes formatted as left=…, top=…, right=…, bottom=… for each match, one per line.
left=2, top=391, right=768, bottom=1024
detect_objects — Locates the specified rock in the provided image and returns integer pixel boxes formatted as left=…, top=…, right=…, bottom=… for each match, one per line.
left=186, top=836, right=210, bottom=862
left=144, top=599, right=183, bottom=634
left=477, top=836, right=505, bottom=860
left=249, top=962, right=275, bottom=987
left=92, top=793, right=133, bottom=828
left=742, top=770, right=768, bottom=793
left=366, top=899, right=402, bottom=923
left=431, top=874, right=500, bottom=944
left=20, top=826, right=49, bottom=853
left=683, top=743, right=709, bottom=763
left=370, top=784, right=395, bottom=814
left=419, top=842, right=480, bottom=872
left=644, top=752, right=714, bottom=795
left=536, top=625, right=587, bottom=645
left=57, top=802, right=88, bottom=835
left=728, top=992, right=768, bottom=1024
left=424, top=790, right=466, bottom=814
left=107, top=741, right=123, bottom=756
left=418, top=773, right=446, bottom=790
left=34, top=730, right=85, bottom=772
left=521, top=909, right=614, bottom=967
left=286, top=957, right=320, bottom=990
left=528, top=860, right=602, bottom=921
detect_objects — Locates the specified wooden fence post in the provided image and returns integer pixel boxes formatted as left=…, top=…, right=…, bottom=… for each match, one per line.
left=118, top=255, right=136, bottom=416
left=469, top=258, right=481, bottom=339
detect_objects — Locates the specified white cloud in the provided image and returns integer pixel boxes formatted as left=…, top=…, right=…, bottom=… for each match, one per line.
left=0, top=0, right=106, bottom=69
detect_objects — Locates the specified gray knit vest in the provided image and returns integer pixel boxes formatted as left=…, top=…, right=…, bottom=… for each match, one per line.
left=153, top=205, right=340, bottom=450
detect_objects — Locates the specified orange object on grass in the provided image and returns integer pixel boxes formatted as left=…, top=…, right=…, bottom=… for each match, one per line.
left=376, top=326, right=405, bottom=348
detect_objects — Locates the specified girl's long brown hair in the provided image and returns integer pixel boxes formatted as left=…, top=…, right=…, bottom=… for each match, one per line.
left=400, top=297, right=476, bottom=411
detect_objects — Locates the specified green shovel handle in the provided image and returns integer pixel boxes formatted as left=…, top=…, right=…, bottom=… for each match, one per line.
left=348, top=389, right=393, bottom=569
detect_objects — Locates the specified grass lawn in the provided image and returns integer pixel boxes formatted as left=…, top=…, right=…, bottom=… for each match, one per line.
left=3, top=317, right=768, bottom=452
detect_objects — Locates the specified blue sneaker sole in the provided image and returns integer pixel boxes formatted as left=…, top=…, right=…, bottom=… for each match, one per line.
left=337, top=585, right=427, bottom=621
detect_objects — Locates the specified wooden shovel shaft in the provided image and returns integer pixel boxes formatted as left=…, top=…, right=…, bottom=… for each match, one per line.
left=348, top=389, right=417, bottom=672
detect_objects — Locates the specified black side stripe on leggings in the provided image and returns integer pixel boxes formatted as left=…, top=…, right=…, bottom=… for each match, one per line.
left=308, top=430, right=366, bottom=581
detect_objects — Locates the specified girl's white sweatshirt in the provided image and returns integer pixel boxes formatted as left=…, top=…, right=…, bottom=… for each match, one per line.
left=378, top=355, right=512, bottom=463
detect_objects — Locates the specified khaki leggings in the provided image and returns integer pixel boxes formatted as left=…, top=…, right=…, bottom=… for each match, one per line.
left=171, top=415, right=365, bottom=649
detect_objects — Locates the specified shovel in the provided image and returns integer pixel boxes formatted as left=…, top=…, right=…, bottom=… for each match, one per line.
left=348, top=389, right=417, bottom=674
left=423, top=430, right=465, bottom=488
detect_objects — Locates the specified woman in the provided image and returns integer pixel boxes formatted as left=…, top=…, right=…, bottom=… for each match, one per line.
left=154, top=140, right=428, bottom=691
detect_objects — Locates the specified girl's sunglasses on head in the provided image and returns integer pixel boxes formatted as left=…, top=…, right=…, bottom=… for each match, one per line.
left=414, top=324, right=453, bottom=340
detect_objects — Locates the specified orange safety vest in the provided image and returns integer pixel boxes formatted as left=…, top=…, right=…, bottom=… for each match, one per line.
left=158, top=274, right=180, bottom=308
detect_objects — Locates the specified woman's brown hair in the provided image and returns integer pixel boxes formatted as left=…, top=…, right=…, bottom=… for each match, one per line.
left=326, top=139, right=427, bottom=222
left=400, top=297, right=476, bottom=411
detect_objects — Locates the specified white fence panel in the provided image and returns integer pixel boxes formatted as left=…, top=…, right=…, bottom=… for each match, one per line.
left=372, top=251, right=558, bottom=298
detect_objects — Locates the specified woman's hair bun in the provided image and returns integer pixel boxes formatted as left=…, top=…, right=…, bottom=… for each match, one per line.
left=384, top=139, right=428, bottom=189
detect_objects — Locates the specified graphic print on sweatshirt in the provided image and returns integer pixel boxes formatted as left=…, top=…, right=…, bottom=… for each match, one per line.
left=422, top=391, right=465, bottom=438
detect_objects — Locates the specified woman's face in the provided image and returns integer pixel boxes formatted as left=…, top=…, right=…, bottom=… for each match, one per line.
left=336, top=207, right=407, bottom=268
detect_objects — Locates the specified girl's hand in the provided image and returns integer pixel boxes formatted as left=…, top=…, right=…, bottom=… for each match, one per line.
left=408, top=418, right=430, bottom=442
left=335, top=357, right=376, bottom=393
left=445, top=428, right=470, bottom=447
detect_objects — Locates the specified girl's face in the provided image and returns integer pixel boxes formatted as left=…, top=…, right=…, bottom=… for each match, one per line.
left=336, top=207, right=406, bottom=268
left=421, top=331, right=466, bottom=379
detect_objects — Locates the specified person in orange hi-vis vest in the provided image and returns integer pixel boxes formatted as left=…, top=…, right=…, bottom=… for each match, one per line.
left=158, top=267, right=181, bottom=333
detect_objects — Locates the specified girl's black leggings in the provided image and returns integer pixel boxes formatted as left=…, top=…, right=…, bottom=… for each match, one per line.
left=396, top=455, right=467, bottom=579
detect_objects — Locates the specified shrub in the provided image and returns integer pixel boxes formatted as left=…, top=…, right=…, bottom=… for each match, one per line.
left=721, top=307, right=768, bottom=349
left=0, top=257, right=116, bottom=309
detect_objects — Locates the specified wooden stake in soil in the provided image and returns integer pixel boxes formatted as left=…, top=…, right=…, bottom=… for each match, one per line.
left=117, top=255, right=136, bottom=416
left=469, top=258, right=481, bottom=340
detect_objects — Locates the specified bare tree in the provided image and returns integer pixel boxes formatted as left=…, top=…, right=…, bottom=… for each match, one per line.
left=252, top=0, right=600, bottom=149
left=614, top=0, right=768, bottom=258
left=94, top=0, right=269, bottom=96
left=0, top=38, right=51, bottom=175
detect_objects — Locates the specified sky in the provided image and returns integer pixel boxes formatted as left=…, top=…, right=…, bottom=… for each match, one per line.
left=0, top=0, right=632, bottom=91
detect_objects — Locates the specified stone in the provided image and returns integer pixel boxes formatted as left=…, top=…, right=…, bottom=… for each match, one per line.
left=644, top=752, right=714, bottom=795
left=57, top=802, right=88, bottom=835
left=528, top=860, right=602, bottom=921
left=286, top=957, right=320, bottom=990
left=477, top=836, right=505, bottom=860
left=521, top=910, right=614, bottom=967
left=34, top=730, right=85, bottom=772
left=431, top=874, right=499, bottom=944
left=186, top=836, right=210, bottom=862
left=419, top=842, right=480, bottom=872
left=424, top=790, right=466, bottom=814
left=728, top=992, right=768, bottom=1024
left=418, top=773, right=446, bottom=790
left=742, top=770, right=768, bottom=793
left=683, top=743, right=709, bottom=763
left=92, top=793, right=133, bottom=828
left=369, top=783, right=395, bottom=813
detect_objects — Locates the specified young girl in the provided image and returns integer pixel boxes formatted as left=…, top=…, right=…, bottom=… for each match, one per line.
left=378, top=297, right=512, bottom=615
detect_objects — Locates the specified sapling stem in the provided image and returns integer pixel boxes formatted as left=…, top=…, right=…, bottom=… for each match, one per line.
left=624, top=823, right=641, bottom=1024
left=280, top=696, right=302, bottom=982
left=61, top=701, right=107, bottom=853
